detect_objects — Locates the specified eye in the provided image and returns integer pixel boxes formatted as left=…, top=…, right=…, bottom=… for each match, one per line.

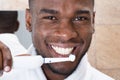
left=43, top=16, right=57, bottom=20
left=73, top=16, right=89, bottom=21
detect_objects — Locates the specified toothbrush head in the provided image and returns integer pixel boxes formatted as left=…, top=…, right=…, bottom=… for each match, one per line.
left=69, top=54, right=76, bottom=62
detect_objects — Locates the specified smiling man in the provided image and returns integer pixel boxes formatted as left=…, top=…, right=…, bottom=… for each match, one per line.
left=0, top=0, right=114, bottom=80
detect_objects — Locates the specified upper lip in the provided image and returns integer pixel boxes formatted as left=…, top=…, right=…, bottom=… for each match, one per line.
left=49, top=43, right=80, bottom=48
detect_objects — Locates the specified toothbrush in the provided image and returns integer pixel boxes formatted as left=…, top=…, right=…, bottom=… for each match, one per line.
left=13, top=54, right=76, bottom=69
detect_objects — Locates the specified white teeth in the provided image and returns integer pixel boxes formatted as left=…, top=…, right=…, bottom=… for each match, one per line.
left=51, top=46, right=74, bottom=55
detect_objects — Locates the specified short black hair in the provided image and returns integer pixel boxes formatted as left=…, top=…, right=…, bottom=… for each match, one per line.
left=29, top=0, right=94, bottom=9
left=0, top=11, right=18, bottom=33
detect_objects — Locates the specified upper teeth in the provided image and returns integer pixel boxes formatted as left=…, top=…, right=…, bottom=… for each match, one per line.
left=51, top=46, right=74, bottom=55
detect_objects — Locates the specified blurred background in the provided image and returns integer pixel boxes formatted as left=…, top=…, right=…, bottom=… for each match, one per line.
left=88, top=0, right=120, bottom=80
left=0, top=0, right=120, bottom=80
left=16, top=11, right=32, bottom=49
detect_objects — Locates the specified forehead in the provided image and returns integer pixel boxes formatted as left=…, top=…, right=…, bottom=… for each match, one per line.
left=32, top=0, right=93, bottom=12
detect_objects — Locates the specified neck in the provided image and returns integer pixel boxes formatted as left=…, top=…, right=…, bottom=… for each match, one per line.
left=42, top=64, right=67, bottom=80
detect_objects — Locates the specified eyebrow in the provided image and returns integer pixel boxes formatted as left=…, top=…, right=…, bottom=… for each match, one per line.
left=39, top=8, right=58, bottom=14
left=75, top=10, right=90, bottom=15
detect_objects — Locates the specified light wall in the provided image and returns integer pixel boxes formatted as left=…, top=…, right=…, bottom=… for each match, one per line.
left=0, top=0, right=28, bottom=10
left=15, top=11, right=32, bottom=49
left=88, top=0, right=120, bottom=80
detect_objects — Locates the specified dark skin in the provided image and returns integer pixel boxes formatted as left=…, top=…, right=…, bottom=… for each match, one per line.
left=26, top=0, right=95, bottom=80
left=0, top=0, right=95, bottom=79
left=0, top=41, right=12, bottom=76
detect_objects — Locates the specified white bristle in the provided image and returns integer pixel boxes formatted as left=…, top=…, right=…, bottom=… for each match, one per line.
left=69, top=54, right=76, bottom=62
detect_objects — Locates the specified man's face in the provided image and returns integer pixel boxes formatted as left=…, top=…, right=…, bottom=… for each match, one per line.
left=27, top=0, right=94, bottom=76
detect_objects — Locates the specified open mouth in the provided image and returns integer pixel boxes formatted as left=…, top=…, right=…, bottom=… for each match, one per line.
left=47, top=42, right=80, bottom=57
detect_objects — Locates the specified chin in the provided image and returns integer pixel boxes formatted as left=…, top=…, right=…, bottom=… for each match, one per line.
left=46, top=60, right=78, bottom=76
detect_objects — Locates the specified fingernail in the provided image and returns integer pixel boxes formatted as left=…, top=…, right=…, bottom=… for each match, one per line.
left=4, top=66, right=10, bottom=72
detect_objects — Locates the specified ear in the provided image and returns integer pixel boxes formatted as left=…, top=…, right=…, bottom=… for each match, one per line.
left=26, top=9, right=32, bottom=32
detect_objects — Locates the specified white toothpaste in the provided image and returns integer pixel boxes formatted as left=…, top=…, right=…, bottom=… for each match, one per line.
left=13, top=54, right=76, bottom=69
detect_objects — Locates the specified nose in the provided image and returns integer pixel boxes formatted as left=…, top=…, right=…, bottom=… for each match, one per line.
left=54, top=20, right=78, bottom=41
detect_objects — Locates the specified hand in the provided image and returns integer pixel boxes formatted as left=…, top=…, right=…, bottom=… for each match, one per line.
left=0, top=41, right=12, bottom=76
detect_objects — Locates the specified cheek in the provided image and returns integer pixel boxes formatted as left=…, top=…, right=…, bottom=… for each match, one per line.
left=80, top=26, right=93, bottom=37
left=32, top=27, right=46, bottom=50
left=82, top=32, right=93, bottom=47
left=77, top=28, right=93, bottom=53
left=78, top=28, right=93, bottom=40
left=32, top=19, right=50, bottom=43
left=31, top=24, right=53, bottom=56
left=82, top=32, right=93, bottom=54
left=32, top=31, right=43, bottom=48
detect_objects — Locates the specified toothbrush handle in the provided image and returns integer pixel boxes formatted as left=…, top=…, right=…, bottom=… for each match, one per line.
left=44, top=58, right=69, bottom=63
left=13, top=56, right=44, bottom=69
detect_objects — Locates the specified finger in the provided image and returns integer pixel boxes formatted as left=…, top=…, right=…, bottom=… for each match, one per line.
left=0, top=51, right=3, bottom=70
left=0, top=41, right=12, bottom=72
left=0, top=47, right=3, bottom=77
